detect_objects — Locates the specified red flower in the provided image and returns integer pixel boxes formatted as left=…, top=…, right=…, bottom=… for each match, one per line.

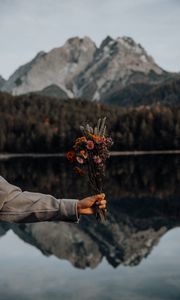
left=86, top=140, right=94, bottom=150
left=66, top=150, right=76, bottom=162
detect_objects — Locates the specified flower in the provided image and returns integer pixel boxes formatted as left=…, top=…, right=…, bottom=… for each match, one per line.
left=100, top=136, right=107, bottom=144
left=89, top=133, right=102, bottom=143
left=73, top=136, right=87, bottom=150
left=93, top=155, right=102, bottom=164
left=74, top=136, right=87, bottom=145
left=66, top=117, right=112, bottom=223
left=80, top=150, right=88, bottom=159
left=76, top=156, right=84, bottom=164
left=106, top=137, right=113, bottom=146
left=66, top=150, right=76, bottom=162
left=86, top=140, right=94, bottom=150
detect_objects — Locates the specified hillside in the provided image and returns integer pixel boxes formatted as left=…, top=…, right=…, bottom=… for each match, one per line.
left=104, top=76, right=180, bottom=106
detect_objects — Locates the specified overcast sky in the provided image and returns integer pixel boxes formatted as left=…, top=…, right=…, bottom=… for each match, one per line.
left=0, top=0, right=180, bottom=79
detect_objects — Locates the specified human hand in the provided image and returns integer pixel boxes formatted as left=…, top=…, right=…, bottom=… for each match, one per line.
left=77, top=193, right=106, bottom=215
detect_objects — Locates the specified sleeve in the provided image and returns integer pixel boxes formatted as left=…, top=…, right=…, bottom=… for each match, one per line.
left=0, top=175, right=80, bottom=224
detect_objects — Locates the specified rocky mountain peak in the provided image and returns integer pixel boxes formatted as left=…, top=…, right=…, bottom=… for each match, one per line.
left=118, top=36, right=141, bottom=48
left=115, top=36, right=149, bottom=59
left=65, top=35, right=96, bottom=47
left=1, top=35, right=170, bottom=100
left=76, top=36, right=166, bottom=100
left=99, top=35, right=115, bottom=48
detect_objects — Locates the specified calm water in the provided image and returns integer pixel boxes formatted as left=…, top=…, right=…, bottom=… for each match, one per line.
left=0, top=155, right=180, bottom=300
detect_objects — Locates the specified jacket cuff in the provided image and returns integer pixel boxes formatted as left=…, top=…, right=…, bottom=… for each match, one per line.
left=58, top=199, right=80, bottom=223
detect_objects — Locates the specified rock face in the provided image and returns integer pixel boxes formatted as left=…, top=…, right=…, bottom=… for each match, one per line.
left=75, top=36, right=167, bottom=101
left=1, top=36, right=171, bottom=100
left=2, top=37, right=96, bottom=97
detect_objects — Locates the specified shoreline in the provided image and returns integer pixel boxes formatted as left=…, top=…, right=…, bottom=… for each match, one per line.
left=0, top=150, right=180, bottom=160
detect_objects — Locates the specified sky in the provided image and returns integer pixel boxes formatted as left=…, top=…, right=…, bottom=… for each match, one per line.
left=0, top=0, right=180, bottom=79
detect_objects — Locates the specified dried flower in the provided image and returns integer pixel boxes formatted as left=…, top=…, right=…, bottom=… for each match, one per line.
left=66, top=117, right=113, bottom=223
left=93, top=155, right=102, bottom=164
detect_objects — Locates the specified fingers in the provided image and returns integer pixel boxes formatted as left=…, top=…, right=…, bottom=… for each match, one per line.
left=91, top=193, right=106, bottom=208
left=93, top=193, right=105, bottom=201
left=78, top=193, right=107, bottom=215
left=96, top=199, right=106, bottom=209
left=98, top=193, right=105, bottom=199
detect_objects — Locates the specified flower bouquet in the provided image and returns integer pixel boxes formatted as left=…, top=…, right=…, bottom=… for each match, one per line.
left=66, top=117, right=113, bottom=223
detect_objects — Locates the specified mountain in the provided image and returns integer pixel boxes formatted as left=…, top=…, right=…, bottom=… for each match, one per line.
left=75, top=36, right=170, bottom=101
left=3, top=195, right=180, bottom=269
left=104, top=76, right=180, bottom=106
left=0, top=75, right=6, bottom=89
left=1, top=36, right=174, bottom=101
left=1, top=37, right=96, bottom=97
left=1, top=154, right=180, bottom=269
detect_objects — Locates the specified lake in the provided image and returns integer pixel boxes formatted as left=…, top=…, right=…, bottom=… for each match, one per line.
left=0, top=155, right=180, bottom=300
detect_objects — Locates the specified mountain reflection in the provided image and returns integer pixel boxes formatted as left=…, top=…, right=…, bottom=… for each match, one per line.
left=0, top=155, right=180, bottom=269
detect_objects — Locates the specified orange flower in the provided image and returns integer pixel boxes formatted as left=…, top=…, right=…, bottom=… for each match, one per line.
left=89, top=133, right=102, bottom=143
left=66, top=150, right=76, bottom=162
left=80, top=150, right=88, bottom=159
left=75, top=136, right=87, bottom=144
left=73, top=136, right=87, bottom=149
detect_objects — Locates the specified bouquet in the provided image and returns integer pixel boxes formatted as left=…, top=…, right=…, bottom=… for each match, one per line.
left=66, top=117, right=113, bottom=223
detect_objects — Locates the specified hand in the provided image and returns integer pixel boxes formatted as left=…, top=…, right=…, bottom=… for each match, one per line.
left=77, top=193, right=106, bottom=215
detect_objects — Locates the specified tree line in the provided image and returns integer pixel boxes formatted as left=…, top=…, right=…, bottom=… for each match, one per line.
left=0, top=91, right=180, bottom=153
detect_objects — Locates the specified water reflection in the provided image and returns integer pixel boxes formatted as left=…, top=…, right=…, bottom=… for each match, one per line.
left=0, top=155, right=180, bottom=269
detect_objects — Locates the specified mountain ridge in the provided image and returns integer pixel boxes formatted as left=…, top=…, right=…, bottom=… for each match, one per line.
left=1, top=35, right=175, bottom=102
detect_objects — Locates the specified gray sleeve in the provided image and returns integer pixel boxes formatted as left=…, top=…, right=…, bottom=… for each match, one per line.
left=0, top=175, right=80, bottom=224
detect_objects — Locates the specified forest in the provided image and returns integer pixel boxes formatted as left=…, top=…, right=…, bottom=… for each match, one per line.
left=0, top=91, right=180, bottom=153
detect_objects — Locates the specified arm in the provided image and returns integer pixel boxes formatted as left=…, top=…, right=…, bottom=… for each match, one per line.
left=0, top=175, right=106, bottom=224
left=0, top=175, right=79, bottom=223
